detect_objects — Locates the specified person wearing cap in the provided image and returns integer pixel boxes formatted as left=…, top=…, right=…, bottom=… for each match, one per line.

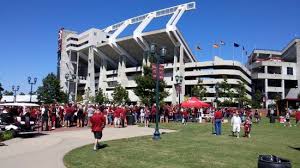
left=90, top=108, right=106, bottom=151
left=231, top=111, right=242, bottom=138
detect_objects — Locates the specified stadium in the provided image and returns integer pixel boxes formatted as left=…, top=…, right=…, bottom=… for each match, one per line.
left=57, top=2, right=252, bottom=104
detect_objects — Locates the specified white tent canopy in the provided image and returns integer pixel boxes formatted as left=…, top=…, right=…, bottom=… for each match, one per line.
left=0, top=103, right=40, bottom=107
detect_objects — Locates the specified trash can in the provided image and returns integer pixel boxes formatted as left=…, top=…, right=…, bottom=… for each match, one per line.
left=270, top=115, right=276, bottom=123
left=126, top=115, right=134, bottom=125
left=258, top=155, right=291, bottom=168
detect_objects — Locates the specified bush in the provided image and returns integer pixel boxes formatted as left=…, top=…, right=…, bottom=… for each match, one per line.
left=0, top=130, right=14, bottom=141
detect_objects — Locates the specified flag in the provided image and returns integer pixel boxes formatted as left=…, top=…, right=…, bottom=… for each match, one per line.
left=213, top=44, right=219, bottom=48
left=234, top=43, right=240, bottom=47
left=220, top=41, right=225, bottom=45
left=196, top=46, right=202, bottom=50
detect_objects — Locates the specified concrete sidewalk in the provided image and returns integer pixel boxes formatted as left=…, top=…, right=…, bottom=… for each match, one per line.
left=0, top=126, right=174, bottom=168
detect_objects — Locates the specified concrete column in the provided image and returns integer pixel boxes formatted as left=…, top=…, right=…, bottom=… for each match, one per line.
left=85, top=47, right=95, bottom=98
left=172, top=46, right=179, bottom=105
left=117, top=55, right=127, bottom=87
left=264, top=66, right=267, bottom=74
left=98, top=58, right=108, bottom=92
left=75, top=51, right=80, bottom=101
left=142, top=51, right=148, bottom=75
left=265, top=78, right=268, bottom=109
left=282, top=80, right=285, bottom=99
left=296, top=42, right=300, bottom=92
left=179, top=45, right=185, bottom=102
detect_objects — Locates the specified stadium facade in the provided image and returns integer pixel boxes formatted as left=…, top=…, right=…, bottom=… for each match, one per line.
left=57, top=2, right=252, bottom=104
left=247, top=38, right=300, bottom=108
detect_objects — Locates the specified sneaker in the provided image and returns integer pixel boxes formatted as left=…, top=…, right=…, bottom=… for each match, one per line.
left=52, top=127, right=55, bottom=130
left=93, top=146, right=97, bottom=151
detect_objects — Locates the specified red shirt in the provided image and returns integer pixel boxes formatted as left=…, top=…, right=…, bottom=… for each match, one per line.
left=296, top=111, right=300, bottom=120
left=151, top=106, right=156, bottom=114
left=114, top=108, right=121, bottom=118
left=65, top=107, right=73, bottom=114
left=120, top=109, right=126, bottom=119
left=214, top=111, right=222, bottom=119
left=90, top=113, right=106, bottom=132
left=182, top=111, right=188, bottom=117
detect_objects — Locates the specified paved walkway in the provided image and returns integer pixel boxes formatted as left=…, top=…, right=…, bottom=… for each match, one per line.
left=0, top=126, right=174, bottom=168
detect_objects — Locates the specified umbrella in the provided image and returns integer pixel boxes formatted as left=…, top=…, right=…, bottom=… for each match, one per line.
left=181, top=97, right=210, bottom=108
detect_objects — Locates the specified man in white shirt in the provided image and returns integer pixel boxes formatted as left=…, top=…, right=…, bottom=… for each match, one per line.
left=231, top=111, right=242, bottom=138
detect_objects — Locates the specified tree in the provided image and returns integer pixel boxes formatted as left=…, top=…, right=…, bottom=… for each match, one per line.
left=3, top=90, right=13, bottom=95
left=112, top=84, right=130, bottom=105
left=219, top=76, right=234, bottom=106
left=95, top=89, right=108, bottom=105
left=19, top=92, right=25, bottom=95
left=36, top=73, right=67, bottom=104
left=134, top=65, right=169, bottom=106
left=191, top=79, right=207, bottom=101
left=235, top=81, right=251, bottom=108
left=252, top=90, right=263, bottom=109
left=0, top=83, right=4, bottom=100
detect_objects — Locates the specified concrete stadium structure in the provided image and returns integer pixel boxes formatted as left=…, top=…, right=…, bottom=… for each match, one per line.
left=247, top=38, right=300, bottom=108
left=57, top=2, right=252, bottom=104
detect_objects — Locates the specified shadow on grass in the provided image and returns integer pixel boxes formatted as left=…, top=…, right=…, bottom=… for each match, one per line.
left=288, top=146, right=300, bottom=151
left=97, top=144, right=109, bottom=149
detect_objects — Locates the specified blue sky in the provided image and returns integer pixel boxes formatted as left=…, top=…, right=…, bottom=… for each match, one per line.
left=0, top=0, right=299, bottom=93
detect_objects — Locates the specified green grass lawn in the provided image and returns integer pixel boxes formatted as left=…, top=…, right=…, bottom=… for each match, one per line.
left=64, top=119, right=300, bottom=168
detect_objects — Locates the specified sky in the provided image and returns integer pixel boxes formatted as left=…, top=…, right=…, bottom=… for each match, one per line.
left=0, top=0, right=299, bottom=93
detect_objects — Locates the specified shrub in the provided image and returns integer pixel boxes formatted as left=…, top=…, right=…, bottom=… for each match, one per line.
left=0, top=130, right=14, bottom=141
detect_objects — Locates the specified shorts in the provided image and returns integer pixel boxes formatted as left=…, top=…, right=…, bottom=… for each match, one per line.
left=51, top=115, right=56, bottom=122
left=64, top=113, right=72, bottom=121
left=93, top=131, right=102, bottom=139
left=232, top=125, right=240, bottom=132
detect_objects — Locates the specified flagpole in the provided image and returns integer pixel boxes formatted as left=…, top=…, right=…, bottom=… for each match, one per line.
left=242, top=48, right=244, bottom=65
left=232, top=44, right=235, bottom=65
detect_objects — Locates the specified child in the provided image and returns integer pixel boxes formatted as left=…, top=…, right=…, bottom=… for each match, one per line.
left=284, top=111, right=292, bottom=127
left=231, top=111, right=241, bottom=138
left=244, top=116, right=252, bottom=138
left=181, top=108, right=188, bottom=125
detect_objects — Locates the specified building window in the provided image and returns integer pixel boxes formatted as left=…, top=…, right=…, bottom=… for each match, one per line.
left=287, top=67, right=293, bottom=75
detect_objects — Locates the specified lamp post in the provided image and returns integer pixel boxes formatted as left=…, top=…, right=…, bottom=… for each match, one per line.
left=12, top=85, right=20, bottom=103
left=151, top=43, right=166, bottom=140
left=175, top=74, right=183, bottom=109
left=65, top=73, right=76, bottom=103
left=28, top=77, right=37, bottom=102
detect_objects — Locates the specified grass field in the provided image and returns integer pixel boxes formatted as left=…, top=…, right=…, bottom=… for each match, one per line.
left=64, top=119, right=300, bottom=168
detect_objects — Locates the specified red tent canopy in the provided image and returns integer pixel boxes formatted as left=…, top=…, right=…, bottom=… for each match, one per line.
left=181, top=97, right=210, bottom=108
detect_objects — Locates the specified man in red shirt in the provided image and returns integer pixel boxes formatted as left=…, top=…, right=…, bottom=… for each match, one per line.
left=90, top=108, right=106, bottom=151
left=214, top=109, right=223, bottom=135
left=295, top=108, right=300, bottom=126
left=114, top=107, right=121, bottom=128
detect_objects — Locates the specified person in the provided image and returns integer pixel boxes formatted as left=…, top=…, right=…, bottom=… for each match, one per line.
left=144, top=106, right=150, bottom=127
left=87, top=105, right=95, bottom=126
left=231, top=111, right=242, bottom=138
left=120, top=107, right=126, bottom=128
left=140, top=107, right=145, bottom=123
left=284, top=110, right=292, bottom=127
left=77, top=104, right=84, bottom=127
left=181, top=108, right=188, bottom=125
left=114, top=107, right=121, bottom=128
left=50, top=104, right=57, bottom=130
left=41, top=105, right=49, bottom=131
left=64, top=104, right=74, bottom=127
left=295, top=108, right=300, bottom=126
left=254, top=109, right=260, bottom=123
left=90, top=108, right=106, bottom=151
left=244, top=116, right=252, bottom=138
left=214, top=109, right=223, bottom=135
